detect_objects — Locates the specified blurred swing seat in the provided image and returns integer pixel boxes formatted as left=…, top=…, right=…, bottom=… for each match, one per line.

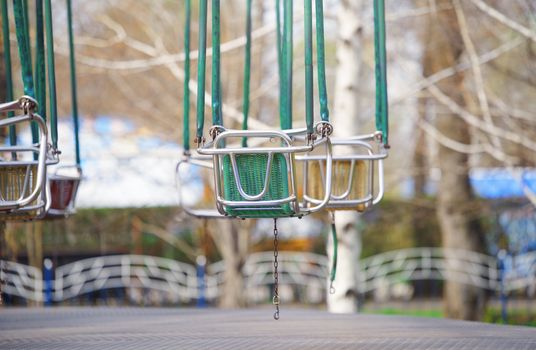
left=45, top=166, right=81, bottom=219
left=198, top=128, right=332, bottom=219
left=176, top=153, right=230, bottom=218
left=0, top=97, right=50, bottom=220
left=299, top=134, right=387, bottom=212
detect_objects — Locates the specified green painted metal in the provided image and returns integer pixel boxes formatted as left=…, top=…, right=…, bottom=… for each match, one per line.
left=182, top=0, right=191, bottom=151
left=195, top=0, right=208, bottom=140
left=1, top=0, right=17, bottom=146
left=35, top=0, right=46, bottom=121
left=304, top=0, right=314, bottom=134
left=241, top=0, right=252, bottom=147
left=66, top=0, right=81, bottom=165
left=330, top=222, right=338, bottom=285
left=21, top=0, right=31, bottom=69
left=33, top=0, right=45, bottom=149
left=374, top=0, right=388, bottom=145
left=315, top=0, right=329, bottom=123
left=211, top=0, right=222, bottom=127
left=275, top=0, right=285, bottom=132
left=281, top=0, right=293, bottom=130
left=12, top=0, right=35, bottom=98
left=222, top=154, right=293, bottom=218
left=44, top=0, right=58, bottom=149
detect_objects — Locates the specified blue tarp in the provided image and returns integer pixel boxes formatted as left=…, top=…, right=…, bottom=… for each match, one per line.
left=470, top=168, right=536, bottom=199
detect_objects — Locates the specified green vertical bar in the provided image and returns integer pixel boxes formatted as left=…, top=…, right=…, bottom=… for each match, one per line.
left=22, top=0, right=31, bottom=67
left=13, top=0, right=35, bottom=98
left=33, top=0, right=44, bottom=150
left=182, top=0, right=191, bottom=151
left=1, top=0, right=17, bottom=146
left=374, top=0, right=388, bottom=145
left=44, top=0, right=57, bottom=149
left=276, top=0, right=286, bottom=132
left=241, top=0, right=252, bottom=147
left=35, top=0, right=45, bottom=119
left=196, top=0, right=208, bottom=140
left=315, top=0, right=329, bottom=122
left=66, top=0, right=80, bottom=165
left=304, top=0, right=313, bottom=134
left=281, top=0, right=292, bottom=130
left=211, top=0, right=222, bottom=126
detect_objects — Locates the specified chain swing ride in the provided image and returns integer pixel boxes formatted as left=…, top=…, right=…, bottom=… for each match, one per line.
left=0, top=0, right=82, bottom=221
left=177, top=0, right=389, bottom=319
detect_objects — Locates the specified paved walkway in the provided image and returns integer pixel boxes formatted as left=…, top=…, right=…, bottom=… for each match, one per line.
left=0, top=307, right=535, bottom=349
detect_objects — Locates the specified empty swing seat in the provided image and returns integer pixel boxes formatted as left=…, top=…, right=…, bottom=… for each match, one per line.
left=307, top=159, right=369, bottom=212
left=45, top=166, right=82, bottom=219
left=0, top=164, right=41, bottom=220
left=298, top=134, right=387, bottom=211
left=222, top=153, right=293, bottom=218
left=198, top=128, right=332, bottom=219
left=0, top=97, right=51, bottom=221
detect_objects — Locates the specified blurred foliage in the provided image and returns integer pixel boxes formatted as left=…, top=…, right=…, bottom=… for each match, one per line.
left=361, top=197, right=442, bottom=258
left=366, top=306, right=536, bottom=327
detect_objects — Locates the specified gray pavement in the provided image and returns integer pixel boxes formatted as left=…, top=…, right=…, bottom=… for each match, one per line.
left=0, top=307, right=535, bottom=349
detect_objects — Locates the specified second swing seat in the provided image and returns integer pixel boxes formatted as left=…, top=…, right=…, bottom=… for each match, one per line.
left=307, top=159, right=369, bottom=212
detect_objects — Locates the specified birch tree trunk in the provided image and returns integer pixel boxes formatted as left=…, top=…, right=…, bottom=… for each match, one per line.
left=327, top=0, right=365, bottom=313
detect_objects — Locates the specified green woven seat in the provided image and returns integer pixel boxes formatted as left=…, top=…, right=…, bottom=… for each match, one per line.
left=222, top=153, right=294, bottom=218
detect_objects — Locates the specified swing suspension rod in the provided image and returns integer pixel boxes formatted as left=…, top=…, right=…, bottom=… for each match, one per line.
left=66, top=0, right=81, bottom=165
left=193, top=0, right=331, bottom=143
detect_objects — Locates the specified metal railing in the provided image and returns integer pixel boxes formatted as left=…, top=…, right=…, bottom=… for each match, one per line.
left=1, top=248, right=535, bottom=304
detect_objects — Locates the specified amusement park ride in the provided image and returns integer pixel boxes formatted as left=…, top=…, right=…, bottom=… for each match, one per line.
left=1, top=0, right=389, bottom=320
left=176, top=0, right=389, bottom=319
left=0, top=0, right=82, bottom=221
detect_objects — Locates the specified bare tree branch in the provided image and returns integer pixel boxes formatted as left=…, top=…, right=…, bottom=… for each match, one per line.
left=470, top=0, right=536, bottom=42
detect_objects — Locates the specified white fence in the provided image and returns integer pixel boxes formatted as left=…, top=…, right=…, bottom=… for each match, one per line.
left=1, top=249, right=535, bottom=304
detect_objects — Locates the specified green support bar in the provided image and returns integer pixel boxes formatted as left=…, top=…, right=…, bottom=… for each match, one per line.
left=33, top=0, right=45, bottom=149
left=304, top=0, right=314, bottom=135
left=315, top=0, right=329, bottom=123
left=276, top=0, right=286, bottom=131
left=66, top=0, right=80, bottom=165
left=195, top=0, right=208, bottom=141
left=182, top=0, right=191, bottom=151
left=281, top=0, right=293, bottom=130
left=12, top=0, right=35, bottom=98
left=21, top=0, right=31, bottom=69
left=1, top=0, right=17, bottom=146
left=373, top=0, right=389, bottom=146
left=211, top=0, right=222, bottom=127
left=44, top=0, right=58, bottom=149
left=35, top=0, right=45, bottom=119
left=241, top=0, right=252, bottom=147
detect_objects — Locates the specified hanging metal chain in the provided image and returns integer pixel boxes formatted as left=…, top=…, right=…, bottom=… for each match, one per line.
left=272, top=218, right=280, bottom=320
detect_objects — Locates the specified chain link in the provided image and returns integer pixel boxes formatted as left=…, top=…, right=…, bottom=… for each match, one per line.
left=272, top=218, right=280, bottom=320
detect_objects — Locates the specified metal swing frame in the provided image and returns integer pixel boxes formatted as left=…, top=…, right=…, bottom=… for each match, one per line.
left=175, top=152, right=231, bottom=219
left=298, top=132, right=387, bottom=211
left=0, top=96, right=55, bottom=220
left=197, top=125, right=333, bottom=218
